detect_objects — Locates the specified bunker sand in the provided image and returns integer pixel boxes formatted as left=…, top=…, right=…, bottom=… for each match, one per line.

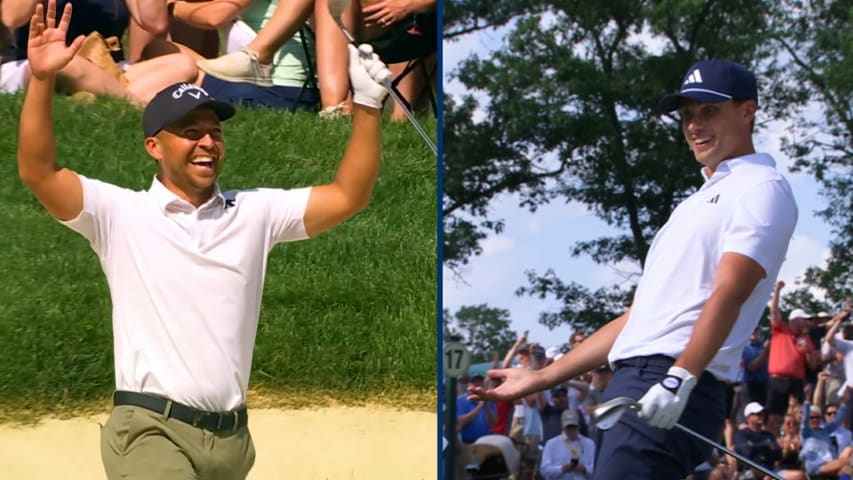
left=0, top=406, right=437, bottom=479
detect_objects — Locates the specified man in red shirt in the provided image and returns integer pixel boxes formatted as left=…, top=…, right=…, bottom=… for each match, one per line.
left=767, top=280, right=819, bottom=435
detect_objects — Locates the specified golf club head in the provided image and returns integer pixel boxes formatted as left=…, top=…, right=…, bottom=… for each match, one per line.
left=327, top=0, right=356, bottom=43
left=593, top=396, right=639, bottom=430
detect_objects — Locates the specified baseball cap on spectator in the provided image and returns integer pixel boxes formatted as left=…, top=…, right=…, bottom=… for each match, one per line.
left=545, top=346, right=560, bottom=360
left=469, top=374, right=485, bottom=383
left=744, top=402, right=765, bottom=417
left=143, top=82, right=235, bottom=137
left=657, top=59, right=758, bottom=114
left=789, top=308, right=814, bottom=321
left=561, top=409, right=580, bottom=427
left=532, top=345, right=547, bottom=358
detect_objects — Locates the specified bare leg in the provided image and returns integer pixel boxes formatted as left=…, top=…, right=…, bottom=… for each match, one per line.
left=388, top=52, right=435, bottom=122
left=169, top=18, right=219, bottom=58
left=315, top=0, right=353, bottom=113
left=246, top=0, right=315, bottom=64
left=128, top=16, right=170, bottom=63
left=55, top=56, right=139, bottom=104
left=125, top=0, right=170, bottom=35
left=124, top=54, right=200, bottom=104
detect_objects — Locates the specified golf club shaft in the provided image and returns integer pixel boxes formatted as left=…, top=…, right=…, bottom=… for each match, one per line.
left=673, top=423, right=784, bottom=480
left=336, top=24, right=438, bottom=155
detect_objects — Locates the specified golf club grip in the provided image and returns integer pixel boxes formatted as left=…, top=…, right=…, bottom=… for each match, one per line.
left=673, top=423, right=784, bottom=480
left=335, top=24, right=437, bottom=155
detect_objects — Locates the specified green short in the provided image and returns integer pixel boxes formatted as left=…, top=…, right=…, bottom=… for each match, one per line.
left=100, top=405, right=255, bottom=480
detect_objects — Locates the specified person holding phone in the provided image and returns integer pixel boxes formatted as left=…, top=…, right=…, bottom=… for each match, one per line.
left=539, top=409, right=595, bottom=479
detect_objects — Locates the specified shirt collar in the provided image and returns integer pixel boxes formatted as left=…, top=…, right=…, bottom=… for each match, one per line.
left=701, top=152, right=776, bottom=182
left=148, top=176, right=225, bottom=212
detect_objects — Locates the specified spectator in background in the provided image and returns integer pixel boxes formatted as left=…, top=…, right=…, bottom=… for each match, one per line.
left=581, top=364, right=612, bottom=437
left=196, top=0, right=353, bottom=117
left=541, top=385, right=570, bottom=442
left=488, top=352, right=515, bottom=437
left=734, top=402, right=786, bottom=480
left=163, top=0, right=320, bottom=111
left=456, top=374, right=497, bottom=478
left=767, top=280, right=819, bottom=436
left=360, top=0, right=436, bottom=121
left=518, top=344, right=547, bottom=480
left=539, top=409, right=595, bottom=480
left=799, top=393, right=850, bottom=478
left=567, top=332, right=590, bottom=411
left=821, top=298, right=853, bottom=426
left=743, top=326, right=770, bottom=406
left=2, top=0, right=199, bottom=103
left=820, top=314, right=846, bottom=408
left=777, top=414, right=804, bottom=474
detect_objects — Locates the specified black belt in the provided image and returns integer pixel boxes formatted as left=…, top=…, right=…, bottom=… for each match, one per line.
left=113, top=391, right=248, bottom=433
left=614, top=354, right=723, bottom=386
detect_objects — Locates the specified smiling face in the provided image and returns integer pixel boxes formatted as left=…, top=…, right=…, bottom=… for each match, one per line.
left=145, top=107, right=224, bottom=207
left=679, top=99, right=756, bottom=174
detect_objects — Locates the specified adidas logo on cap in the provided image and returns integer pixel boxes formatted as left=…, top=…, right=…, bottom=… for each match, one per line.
left=683, top=69, right=703, bottom=85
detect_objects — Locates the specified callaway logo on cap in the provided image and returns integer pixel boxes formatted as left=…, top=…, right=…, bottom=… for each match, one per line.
left=657, top=59, right=758, bottom=114
left=142, top=82, right=236, bottom=137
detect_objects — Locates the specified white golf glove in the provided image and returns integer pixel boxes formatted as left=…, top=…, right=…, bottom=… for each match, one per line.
left=637, top=366, right=697, bottom=429
left=348, top=44, right=392, bottom=110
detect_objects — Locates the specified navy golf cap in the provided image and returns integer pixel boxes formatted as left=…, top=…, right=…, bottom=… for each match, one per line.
left=657, top=59, right=758, bottom=114
left=142, top=82, right=235, bottom=137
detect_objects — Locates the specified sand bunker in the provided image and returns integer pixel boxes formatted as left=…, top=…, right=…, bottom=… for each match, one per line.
left=0, top=406, right=437, bottom=479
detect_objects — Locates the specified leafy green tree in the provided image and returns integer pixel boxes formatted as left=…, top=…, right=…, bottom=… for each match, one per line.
left=445, top=304, right=518, bottom=363
left=771, top=0, right=853, bottom=303
left=443, top=0, right=789, bottom=330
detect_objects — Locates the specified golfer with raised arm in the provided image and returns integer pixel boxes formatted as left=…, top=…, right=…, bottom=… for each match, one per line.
left=18, top=2, right=391, bottom=479
left=470, top=59, right=798, bottom=479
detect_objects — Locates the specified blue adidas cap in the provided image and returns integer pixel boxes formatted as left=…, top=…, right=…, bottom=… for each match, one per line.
left=143, top=82, right=235, bottom=137
left=657, top=60, right=758, bottom=114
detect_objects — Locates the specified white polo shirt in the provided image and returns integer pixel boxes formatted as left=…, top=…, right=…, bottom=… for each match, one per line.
left=608, top=153, right=798, bottom=381
left=61, top=175, right=311, bottom=411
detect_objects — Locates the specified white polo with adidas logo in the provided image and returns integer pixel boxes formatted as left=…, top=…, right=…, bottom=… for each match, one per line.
left=608, top=153, right=797, bottom=381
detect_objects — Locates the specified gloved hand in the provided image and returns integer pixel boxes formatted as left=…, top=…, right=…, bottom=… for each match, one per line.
left=637, top=366, right=697, bottom=429
left=348, top=44, right=392, bottom=110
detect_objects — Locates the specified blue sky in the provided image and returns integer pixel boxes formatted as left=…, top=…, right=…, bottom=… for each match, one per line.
left=442, top=27, right=834, bottom=350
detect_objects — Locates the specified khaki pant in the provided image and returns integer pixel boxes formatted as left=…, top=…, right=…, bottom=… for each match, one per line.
left=100, top=405, right=255, bottom=480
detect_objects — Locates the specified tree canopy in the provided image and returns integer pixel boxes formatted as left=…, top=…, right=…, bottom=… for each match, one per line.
left=443, top=0, right=851, bottom=332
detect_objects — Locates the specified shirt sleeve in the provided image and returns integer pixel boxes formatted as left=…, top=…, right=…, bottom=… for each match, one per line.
left=722, top=179, right=798, bottom=276
left=582, top=437, right=596, bottom=476
left=59, top=174, right=130, bottom=256
left=834, top=335, right=853, bottom=355
left=255, top=187, right=311, bottom=245
left=539, top=439, right=564, bottom=479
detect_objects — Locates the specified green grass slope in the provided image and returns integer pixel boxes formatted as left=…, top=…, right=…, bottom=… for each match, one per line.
left=0, top=95, right=437, bottom=421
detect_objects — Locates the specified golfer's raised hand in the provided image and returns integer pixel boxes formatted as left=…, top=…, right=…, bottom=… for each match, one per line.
left=466, top=367, right=545, bottom=402
left=27, top=0, right=85, bottom=81
left=348, top=44, right=391, bottom=110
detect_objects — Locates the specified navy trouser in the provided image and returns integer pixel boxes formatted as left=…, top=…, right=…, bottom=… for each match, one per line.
left=593, top=355, right=726, bottom=480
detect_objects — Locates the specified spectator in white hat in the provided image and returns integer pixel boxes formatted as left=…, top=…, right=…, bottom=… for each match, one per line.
left=734, top=402, right=786, bottom=479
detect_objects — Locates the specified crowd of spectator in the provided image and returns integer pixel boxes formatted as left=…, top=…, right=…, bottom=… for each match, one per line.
left=451, top=281, right=853, bottom=480
left=0, top=0, right=436, bottom=118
